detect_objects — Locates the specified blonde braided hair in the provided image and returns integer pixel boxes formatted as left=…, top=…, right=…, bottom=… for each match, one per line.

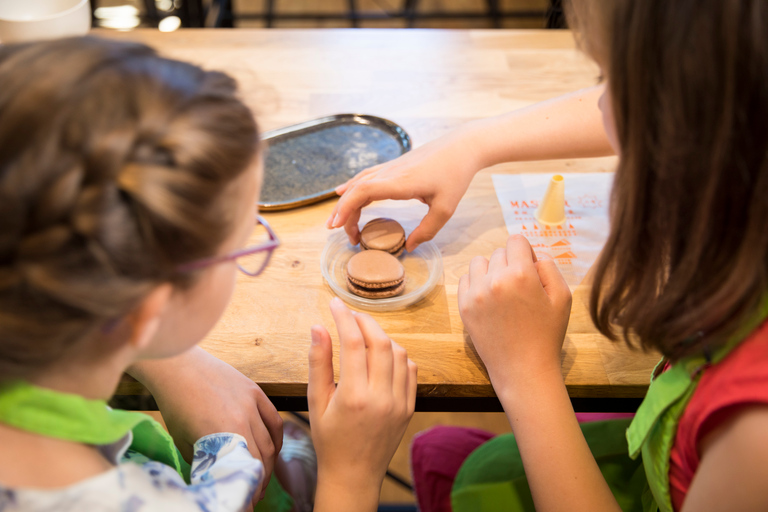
left=0, top=37, right=259, bottom=379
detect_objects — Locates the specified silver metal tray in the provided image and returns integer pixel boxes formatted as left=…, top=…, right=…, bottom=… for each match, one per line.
left=259, top=114, right=411, bottom=211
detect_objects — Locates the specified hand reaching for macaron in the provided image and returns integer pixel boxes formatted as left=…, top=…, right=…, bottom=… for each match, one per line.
left=327, top=127, right=483, bottom=252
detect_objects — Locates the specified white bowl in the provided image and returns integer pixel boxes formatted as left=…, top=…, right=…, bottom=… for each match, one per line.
left=0, top=0, right=91, bottom=43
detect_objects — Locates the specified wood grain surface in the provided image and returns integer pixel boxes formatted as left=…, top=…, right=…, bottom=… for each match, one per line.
left=108, top=29, right=659, bottom=401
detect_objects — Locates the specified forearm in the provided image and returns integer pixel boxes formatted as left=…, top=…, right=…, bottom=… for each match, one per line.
left=463, top=84, right=613, bottom=169
left=313, top=473, right=380, bottom=512
left=496, top=367, right=621, bottom=512
left=126, top=346, right=203, bottom=393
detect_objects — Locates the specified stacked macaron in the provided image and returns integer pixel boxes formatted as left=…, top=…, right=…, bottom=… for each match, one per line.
left=345, top=218, right=407, bottom=299
left=359, top=218, right=406, bottom=257
left=345, top=250, right=405, bottom=298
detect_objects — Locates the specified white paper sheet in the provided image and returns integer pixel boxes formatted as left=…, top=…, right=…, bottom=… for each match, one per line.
left=492, top=173, right=614, bottom=287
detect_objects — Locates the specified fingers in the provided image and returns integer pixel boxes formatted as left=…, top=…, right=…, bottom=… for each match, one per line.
left=354, top=312, right=394, bottom=392
left=535, top=255, right=572, bottom=307
left=505, top=234, right=537, bottom=272
left=330, top=179, right=413, bottom=230
left=391, top=340, right=409, bottom=406
left=244, top=437, right=264, bottom=475
left=255, top=463, right=268, bottom=502
left=328, top=164, right=388, bottom=226
left=258, top=479, right=267, bottom=502
left=255, top=388, right=284, bottom=457
left=308, top=324, right=334, bottom=417
left=468, top=255, right=489, bottom=283
left=249, top=414, right=276, bottom=479
left=248, top=391, right=280, bottom=499
left=457, top=273, right=470, bottom=314
left=507, top=233, right=536, bottom=261
left=342, top=208, right=363, bottom=246
left=329, top=297, right=368, bottom=389
left=406, top=359, right=417, bottom=415
left=334, top=164, right=383, bottom=196
left=404, top=204, right=451, bottom=252
left=487, top=247, right=507, bottom=274
left=371, top=336, right=416, bottom=419
left=329, top=303, right=415, bottom=418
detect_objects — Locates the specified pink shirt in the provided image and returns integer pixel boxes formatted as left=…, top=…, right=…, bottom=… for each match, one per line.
left=669, top=320, right=768, bottom=510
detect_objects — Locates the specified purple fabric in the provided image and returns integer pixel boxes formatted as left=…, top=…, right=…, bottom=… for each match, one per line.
left=411, top=426, right=495, bottom=512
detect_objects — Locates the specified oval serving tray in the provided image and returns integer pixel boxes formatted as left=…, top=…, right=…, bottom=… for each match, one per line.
left=259, top=114, right=411, bottom=211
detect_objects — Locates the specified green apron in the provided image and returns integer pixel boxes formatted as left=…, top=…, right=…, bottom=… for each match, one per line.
left=627, top=300, right=768, bottom=512
left=453, top=303, right=768, bottom=512
left=0, top=381, right=292, bottom=512
left=452, top=418, right=646, bottom=512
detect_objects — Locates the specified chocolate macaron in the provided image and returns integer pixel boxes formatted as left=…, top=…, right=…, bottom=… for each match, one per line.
left=360, top=218, right=406, bottom=257
left=345, top=250, right=405, bottom=299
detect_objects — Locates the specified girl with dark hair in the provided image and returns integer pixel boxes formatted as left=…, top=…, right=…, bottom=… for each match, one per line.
left=333, top=0, right=768, bottom=510
left=0, top=37, right=416, bottom=512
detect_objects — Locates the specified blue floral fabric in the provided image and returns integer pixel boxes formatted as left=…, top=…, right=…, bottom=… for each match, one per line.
left=0, top=432, right=263, bottom=512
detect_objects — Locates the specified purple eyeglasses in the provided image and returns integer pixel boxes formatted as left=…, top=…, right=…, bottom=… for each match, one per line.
left=177, top=215, right=280, bottom=276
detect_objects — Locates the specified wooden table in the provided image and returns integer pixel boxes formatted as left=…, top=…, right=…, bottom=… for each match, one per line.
left=110, top=28, right=659, bottom=412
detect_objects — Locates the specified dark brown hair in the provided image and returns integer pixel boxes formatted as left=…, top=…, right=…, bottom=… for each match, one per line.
left=0, top=37, right=259, bottom=378
left=567, top=0, right=768, bottom=359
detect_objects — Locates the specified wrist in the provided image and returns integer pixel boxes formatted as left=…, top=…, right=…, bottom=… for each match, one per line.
left=450, top=119, right=499, bottom=173
left=460, top=116, right=515, bottom=170
left=317, top=464, right=384, bottom=490
left=126, top=346, right=203, bottom=393
left=315, top=468, right=381, bottom=512
left=492, top=361, right=565, bottom=409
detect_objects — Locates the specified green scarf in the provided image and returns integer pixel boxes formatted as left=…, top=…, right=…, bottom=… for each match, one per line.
left=0, top=381, right=294, bottom=511
left=0, top=381, right=190, bottom=481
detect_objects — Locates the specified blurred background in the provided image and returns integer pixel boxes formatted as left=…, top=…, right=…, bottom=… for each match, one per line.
left=92, top=0, right=564, bottom=31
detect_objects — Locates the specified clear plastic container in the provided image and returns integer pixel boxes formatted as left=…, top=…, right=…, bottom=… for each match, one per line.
left=321, top=231, right=443, bottom=311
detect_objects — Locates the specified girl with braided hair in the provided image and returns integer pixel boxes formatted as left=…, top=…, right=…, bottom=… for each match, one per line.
left=0, top=37, right=416, bottom=512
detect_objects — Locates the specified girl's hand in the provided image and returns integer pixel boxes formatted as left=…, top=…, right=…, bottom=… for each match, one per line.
left=459, top=237, right=623, bottom=512
left=329, top=86, right=613, bottom=253
left=308, top=298, right=417, bottom=512
left=127, top=347, right=282, bottom=501
left=457, top=235, right=572, bottom=393
left=327, top=126, right=485, bottom=252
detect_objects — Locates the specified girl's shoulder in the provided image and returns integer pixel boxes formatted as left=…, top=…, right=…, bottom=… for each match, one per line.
left=669, top=320, right=768, bottom=507
left=686, top=319, right=768, bottom=427
left=0, top=432, right=263, bottom=512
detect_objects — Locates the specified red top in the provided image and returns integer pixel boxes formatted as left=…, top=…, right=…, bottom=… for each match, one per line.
left=669, top=320, right=768, bottom=510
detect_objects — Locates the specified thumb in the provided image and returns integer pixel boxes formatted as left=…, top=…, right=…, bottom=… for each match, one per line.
left=308, top=325, right=335, bottom=417
left=535, top=255, right=571, bottom=306
left=405, top=205, right=451, bottom=252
